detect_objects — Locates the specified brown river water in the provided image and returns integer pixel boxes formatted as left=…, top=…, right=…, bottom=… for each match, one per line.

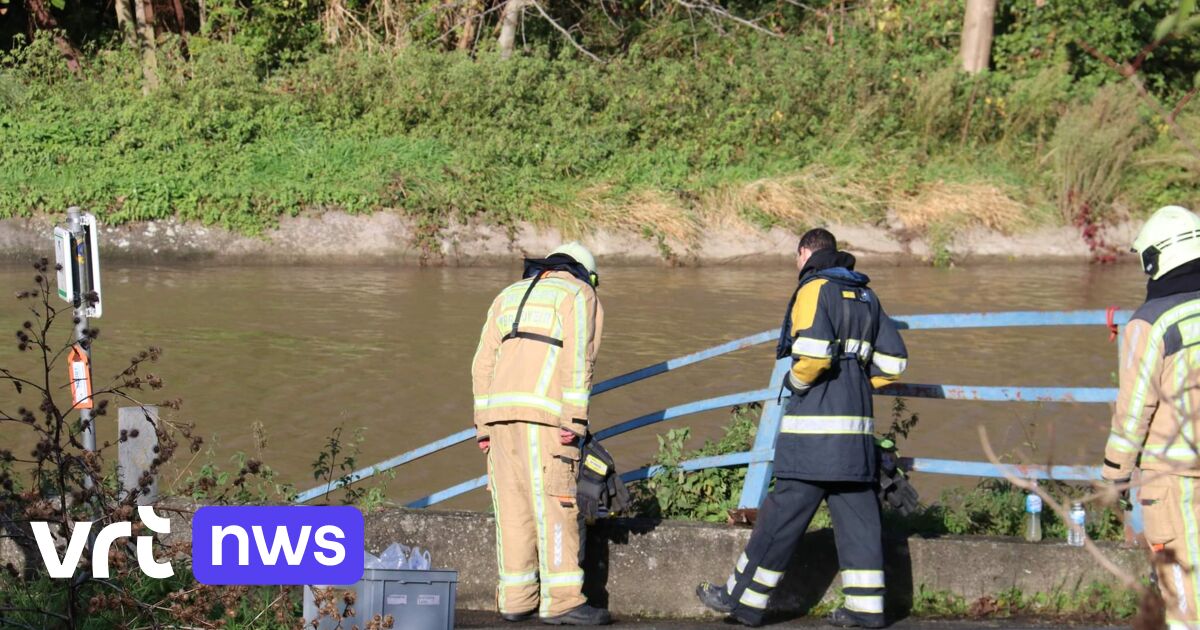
left=0, top=261, right=1148, bottom=510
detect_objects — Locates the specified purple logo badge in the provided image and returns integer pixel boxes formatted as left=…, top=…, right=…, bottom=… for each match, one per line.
left=191, top=506, right=364, bottom=585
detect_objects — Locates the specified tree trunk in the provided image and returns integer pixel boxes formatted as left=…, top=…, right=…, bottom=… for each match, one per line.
left=457, top=0, right=481, bottom=52
left=24, top=0, right=82, bottom=73
left=133, top=0, right=160, bottom=93
left=170, top=0, right=187, bottom=38
left=114, top=0, right=136, bottom=46
left=960, top=0, right=996, bottom=74
left=497, top=0, right=527, bottom=60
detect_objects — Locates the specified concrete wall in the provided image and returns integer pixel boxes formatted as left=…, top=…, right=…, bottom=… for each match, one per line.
left=0, top=214, right=1142, bottom=266
left=362, top=508, right=1149, bottom=618
left=14, top=505, right=1144, bottom=619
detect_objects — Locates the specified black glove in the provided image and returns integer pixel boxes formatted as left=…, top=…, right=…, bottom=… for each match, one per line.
left=577, top=474, right=604, bottom=523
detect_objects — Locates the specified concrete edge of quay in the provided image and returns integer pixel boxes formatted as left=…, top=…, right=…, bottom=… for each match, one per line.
left=152, top=505, right=1147, bottom=619
left=0, top=213, right=1143, bottom=267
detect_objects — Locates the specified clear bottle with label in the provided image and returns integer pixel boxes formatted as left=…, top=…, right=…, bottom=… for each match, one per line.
left=1068, top=502, right=1086, bottom=547
left=1024, top=487, right=1043, bottom=543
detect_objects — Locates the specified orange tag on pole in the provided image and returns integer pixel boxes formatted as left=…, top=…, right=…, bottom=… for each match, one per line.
left=68, top=344, right=93, bottom=409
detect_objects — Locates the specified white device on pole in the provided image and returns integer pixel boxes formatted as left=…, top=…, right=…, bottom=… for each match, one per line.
left=52, top=212, right=102, bottom=318
left=78, top=212, right=102, bottom=318
left=53, top=226, right=76, bottom=304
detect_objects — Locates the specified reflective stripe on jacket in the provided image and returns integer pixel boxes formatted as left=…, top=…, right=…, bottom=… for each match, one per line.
left=776, top=269, right=908, bottom=482
left=1104, top=291, right=1200, bottom=480
left=472, top=270, right=603, bottom=439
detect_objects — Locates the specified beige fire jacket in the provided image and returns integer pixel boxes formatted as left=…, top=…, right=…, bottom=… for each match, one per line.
left=471, top=270, right=603, bottom=441
left=1104, top=293, right=1200, bottom=480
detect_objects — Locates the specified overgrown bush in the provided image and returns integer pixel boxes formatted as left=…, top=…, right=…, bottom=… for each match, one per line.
left=632, top=404, right=758, bottom=522
left=2, top=0, right=1198, bottom=251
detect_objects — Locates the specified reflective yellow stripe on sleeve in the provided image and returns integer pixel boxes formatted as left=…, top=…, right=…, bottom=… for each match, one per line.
left=792, top=337, right=834, bottom=358
left=872, top=353, right=906, bottom=375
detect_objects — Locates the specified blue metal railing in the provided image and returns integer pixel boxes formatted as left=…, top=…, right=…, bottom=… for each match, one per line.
left=293, top=309, right=1133, bottom=509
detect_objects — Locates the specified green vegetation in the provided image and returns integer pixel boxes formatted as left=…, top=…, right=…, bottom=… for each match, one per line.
left=807, top=582, right=1139, bottom=622
left=908, top=582, right=1141, bottom=620
left=632, top=404, right=758, bottom=521
left=634, top=402, right=1126, bottom=542
left=2, top=0, right=1200, bottom=255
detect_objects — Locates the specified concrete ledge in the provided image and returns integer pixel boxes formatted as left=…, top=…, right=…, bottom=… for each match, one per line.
left=6, top=504, right=1147, bottom=619
left=0, top=214, right=1141, bottom=266
left=361, top=508, right=1148, bottom=618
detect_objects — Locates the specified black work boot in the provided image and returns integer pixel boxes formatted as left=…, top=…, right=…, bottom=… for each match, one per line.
left=502, top=610, right=536, bottom=622
left=540, top=604, right=612, bottom=626
left=695, top=582, right=734, bottom=614
left=826, top=606, right=886, bottom=629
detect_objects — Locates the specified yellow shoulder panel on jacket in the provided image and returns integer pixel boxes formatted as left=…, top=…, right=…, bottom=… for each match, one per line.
left=791, top=279, right=828, bottom=333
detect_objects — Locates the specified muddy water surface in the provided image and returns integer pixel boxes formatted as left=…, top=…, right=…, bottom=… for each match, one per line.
left=0, top=262, right=1147, bottom=510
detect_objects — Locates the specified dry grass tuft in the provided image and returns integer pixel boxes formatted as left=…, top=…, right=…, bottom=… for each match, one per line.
left=890, top=181, right=1031, bottom=234
left=549, top=185, right=699, bottom=246
left=1050, top=85, right=1146, bottom=221
left=542, top=168, right=1033, bottom=251
left=702, top=166, right=884, bottom=229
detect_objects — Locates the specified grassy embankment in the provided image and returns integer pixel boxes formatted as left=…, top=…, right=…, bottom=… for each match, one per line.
left=2, top=2, right=1199, bottom=260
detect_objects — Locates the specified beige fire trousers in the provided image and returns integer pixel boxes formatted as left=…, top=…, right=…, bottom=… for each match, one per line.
left=1142, top=473, right=1200, bottom=629
left=486, top=421, right=585, bottom=617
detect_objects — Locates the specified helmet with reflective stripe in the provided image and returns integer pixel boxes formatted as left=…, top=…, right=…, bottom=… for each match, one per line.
left=548, top=242, right=598, bottom=282
left=1133, top=205, right=1200, bottom=280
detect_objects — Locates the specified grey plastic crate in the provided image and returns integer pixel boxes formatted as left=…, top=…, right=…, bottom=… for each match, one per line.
left=304, top=568, right=458, bottom=630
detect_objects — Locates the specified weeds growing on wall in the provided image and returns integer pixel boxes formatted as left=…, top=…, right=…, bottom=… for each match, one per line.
left=635, top=401, right=1126, bottom=543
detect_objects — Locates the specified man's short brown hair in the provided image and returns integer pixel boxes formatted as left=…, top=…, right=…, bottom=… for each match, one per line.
left=798, top=228, right=837, bottom=253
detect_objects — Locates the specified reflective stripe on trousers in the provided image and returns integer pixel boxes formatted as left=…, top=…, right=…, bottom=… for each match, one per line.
left=488, top=422, right=586, bottom=617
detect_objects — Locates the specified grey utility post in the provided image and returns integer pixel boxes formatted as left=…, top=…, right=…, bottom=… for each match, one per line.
left=118, top=406, right=160, bottom=504
left=56, top=206, right=103, bottom=489
left=66, top=207, right=96, bottom=460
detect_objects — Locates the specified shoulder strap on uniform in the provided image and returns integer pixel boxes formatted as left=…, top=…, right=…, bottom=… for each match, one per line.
left=839, top=286, right=851, bottom=353
left=501, top=273, right=565, bottom=348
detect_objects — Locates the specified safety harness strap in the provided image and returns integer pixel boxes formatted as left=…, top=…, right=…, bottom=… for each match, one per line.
left=501, top=272, right=565, bottom=347
left=504, top=331, right=565, bottom=347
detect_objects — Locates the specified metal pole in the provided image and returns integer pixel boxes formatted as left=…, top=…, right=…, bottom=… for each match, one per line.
left=66, top=207, right=96, bottom=486
left=737, top=357, right=790, bottom=509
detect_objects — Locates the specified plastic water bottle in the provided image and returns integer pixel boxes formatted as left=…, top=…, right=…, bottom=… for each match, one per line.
left=1024, top=489, right=1043, bottom=543
left=1068, top=502, right=1086, bottom=547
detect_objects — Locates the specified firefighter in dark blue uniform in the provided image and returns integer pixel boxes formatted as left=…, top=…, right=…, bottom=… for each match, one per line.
left=696, top=229, right=908, bottom=628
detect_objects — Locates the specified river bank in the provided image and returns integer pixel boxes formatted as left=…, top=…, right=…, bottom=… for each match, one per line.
left=0, top=213, right=1140, bottom=266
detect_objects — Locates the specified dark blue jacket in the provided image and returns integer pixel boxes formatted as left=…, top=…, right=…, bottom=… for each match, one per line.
left=774, top=251, right=908, bottom=482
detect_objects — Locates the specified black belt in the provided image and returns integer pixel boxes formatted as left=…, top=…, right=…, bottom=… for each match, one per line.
left=502, top=331, right=564, bottom=347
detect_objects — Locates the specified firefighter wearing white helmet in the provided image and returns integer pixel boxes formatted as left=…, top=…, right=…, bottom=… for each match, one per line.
left=1106, top=206, right=1200, bottom=629
left=471, top=242, right=610, bottom=625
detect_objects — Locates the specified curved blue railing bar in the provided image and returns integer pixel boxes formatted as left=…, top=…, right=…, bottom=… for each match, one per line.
left=294, top=309, right=1134, bottom=507
left=593, top=331, right=777, bottom=395
left=405, top=454, right=1108, bottom=508
left=905, top=458, right=1102, bottom=481
left=593, top=389, right=777, bottom=441
left=878, top=384, right=1117, bottom=404
left=405, top=449, right=779, bottom=508
left=895, top=310, right=1131, bottom=330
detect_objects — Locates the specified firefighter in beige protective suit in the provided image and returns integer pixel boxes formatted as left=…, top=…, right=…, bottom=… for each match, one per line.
left=1105, top=206, right=1200, bottom=630
left=471, top=242, right=610, bottom=626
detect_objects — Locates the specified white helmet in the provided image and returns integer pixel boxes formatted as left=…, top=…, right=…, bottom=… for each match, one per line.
left=548, top=242, right=598, bottom=281
left=1133, top=205, right=1200, bottom=279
